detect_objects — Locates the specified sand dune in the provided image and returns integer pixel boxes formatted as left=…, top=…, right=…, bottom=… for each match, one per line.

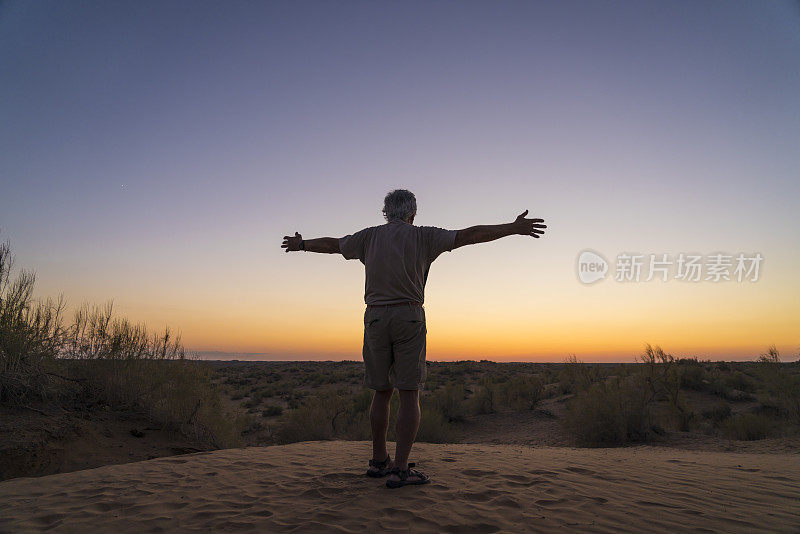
left=1, top=441, right=798, bottom=533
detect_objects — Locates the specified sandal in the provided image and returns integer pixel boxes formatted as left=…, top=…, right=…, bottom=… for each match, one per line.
left=366, top=455, right=392, bottom=478
left=366, top=456, right=416, bottom=478
left=385, top=466, right=431, bottom=489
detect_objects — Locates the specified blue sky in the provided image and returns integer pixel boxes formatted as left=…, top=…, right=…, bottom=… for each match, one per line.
left=1, top=1, right=798, bottom=360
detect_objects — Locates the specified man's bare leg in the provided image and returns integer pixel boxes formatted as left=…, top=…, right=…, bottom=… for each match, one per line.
left=393, top=389, right=420, bottom=470
left=370, top=388, right=394, bottom=465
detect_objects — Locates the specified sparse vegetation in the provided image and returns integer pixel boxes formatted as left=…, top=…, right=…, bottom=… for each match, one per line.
left=723, top=413, right=772, bottom=441
left=208, top=345, right=799, bottom=449
left=0, top=236, right=242, bottom=450
left=4, top=234, right=798, bottom=474
left=564, top=373, right=656, bottom=447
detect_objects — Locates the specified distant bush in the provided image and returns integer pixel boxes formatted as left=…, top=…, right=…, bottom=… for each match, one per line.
left=424, top=383, right=467, bottom=423
left=497, top=375, right=542, bottom=411
left=262, top=405, right=283, bottom=417
left=639, top=345, right=692, bottom=431
left=417, top=406, right=457, bottom=443
left=557, top=354, right=593, bottom=394
left=564, top=374, right=655, bottom=447
left=679, top=363, right=706, bottom=391
left=277, top=390, right=371, bottom=443
left=755, top=346, right=800, bottom=423
left=702, top=403, right=731, bottom=424
left=723, top=413, right=772, bottom=441
left=468, top=381, right=498, bottom=415
left=725, top=371, right=755, bottom=393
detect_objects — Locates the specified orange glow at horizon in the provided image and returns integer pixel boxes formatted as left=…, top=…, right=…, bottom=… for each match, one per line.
left=104, top=265, right=798, bottom=362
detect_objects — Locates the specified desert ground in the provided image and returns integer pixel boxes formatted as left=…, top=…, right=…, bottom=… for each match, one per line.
left=2, top=441, right=798, bottom=533
left=2, top=357, right=799, bottom=532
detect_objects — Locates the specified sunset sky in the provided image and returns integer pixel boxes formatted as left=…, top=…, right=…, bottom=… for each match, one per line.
left=1, top=1, right=798, bottom=362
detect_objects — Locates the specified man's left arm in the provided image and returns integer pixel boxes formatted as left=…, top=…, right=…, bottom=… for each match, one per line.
left=282, top=232, right=340, bottom=254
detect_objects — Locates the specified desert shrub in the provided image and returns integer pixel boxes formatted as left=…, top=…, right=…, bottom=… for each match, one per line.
left=277, top=390, right=371, bottom=443
left=755, top=347, right=800, bottom=423
left=679, top=363, right=706, bottom=391
left=758, top=345, right=781, bottom=364
left=417, top=407, right=457, bottom=443
left=262, top=405, right=283, bottom=417
left=638, top=345, right=693, bottom=430
left=424, top=383, right=467, bottom=422
left=70, top=355, right=242, bottom=449
left=498, top=375, right=542, bottom=411
left=557, top=354, right=593, bottom=394
left=723, top=413, right=772, bottom=441
left=563, top=374, right=655, bottom=447
left=0, top=236, right=243, bottom=448
left=702, top=403, right=731, bottom=424
left=243, top=390, right=265, bottom=409
left=751, top=401, right=782, bottom=418
left=468, top=380, right=498, bottom=415
left=725, top=371, right=755, bottom=393
left=0, top=238, right=67, bottom=403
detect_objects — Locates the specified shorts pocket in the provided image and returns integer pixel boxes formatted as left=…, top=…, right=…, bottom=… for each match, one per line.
left=402, top=306, right=425, bottom=323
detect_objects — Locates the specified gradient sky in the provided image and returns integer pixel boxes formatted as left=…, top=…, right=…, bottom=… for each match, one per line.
left=1, top=1, right=798, bottom=362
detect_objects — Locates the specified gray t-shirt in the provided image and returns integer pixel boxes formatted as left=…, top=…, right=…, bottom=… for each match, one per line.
left=339, top=219, right=458, bottom=305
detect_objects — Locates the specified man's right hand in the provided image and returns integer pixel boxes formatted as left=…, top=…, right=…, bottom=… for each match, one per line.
left=512, top=210, right=547, bottom=238
left=282, top=232, right=303, bottom=252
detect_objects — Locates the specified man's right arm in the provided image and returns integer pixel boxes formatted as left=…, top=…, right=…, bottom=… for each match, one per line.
left=281, top=232, right=341, bottom=254
left=452, top=210, right=546, bottom=249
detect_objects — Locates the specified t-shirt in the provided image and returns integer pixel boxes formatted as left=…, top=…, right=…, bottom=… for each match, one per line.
left=339, top=219, right=458, bottom=305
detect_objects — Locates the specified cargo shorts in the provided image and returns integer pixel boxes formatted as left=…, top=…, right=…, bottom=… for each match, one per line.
left=362, top=304, right=427, bottom=391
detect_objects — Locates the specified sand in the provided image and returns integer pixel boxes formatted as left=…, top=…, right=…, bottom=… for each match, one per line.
left=1, top=441, right=798, bottom=533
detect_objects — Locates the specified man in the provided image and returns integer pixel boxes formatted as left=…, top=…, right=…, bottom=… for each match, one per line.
left=281, top=189, right=546, bottom=488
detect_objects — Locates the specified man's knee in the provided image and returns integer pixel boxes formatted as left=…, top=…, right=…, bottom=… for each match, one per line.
left=397, top=389, right=419, bottom=404
left=373, top=388, right=394, bottom=399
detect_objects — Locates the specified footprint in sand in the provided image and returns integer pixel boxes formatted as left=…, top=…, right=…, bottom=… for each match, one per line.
left=462, top=469, right=497, bottom=477
left=565, top=466, right=595, bottom=475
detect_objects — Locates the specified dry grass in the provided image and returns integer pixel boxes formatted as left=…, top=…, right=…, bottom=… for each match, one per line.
left=0, top=236, right=242, bottom=449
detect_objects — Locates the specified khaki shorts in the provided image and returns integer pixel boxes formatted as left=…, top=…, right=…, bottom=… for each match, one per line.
left=362, top=305, right=427, bottom=390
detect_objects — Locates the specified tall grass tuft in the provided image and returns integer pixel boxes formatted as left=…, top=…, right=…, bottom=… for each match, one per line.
left=0, top=238, right=66, bottom=403
left=0, top=236, right=241, bottom=449
left=62, top=303, right=242, bottom=448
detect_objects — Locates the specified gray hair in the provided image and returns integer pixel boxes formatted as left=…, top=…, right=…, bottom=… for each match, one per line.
left=382, top=189, right=417, bottom=222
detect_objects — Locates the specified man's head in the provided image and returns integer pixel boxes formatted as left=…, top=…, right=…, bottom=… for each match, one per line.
left=382, top=189, right=417, bottom=224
